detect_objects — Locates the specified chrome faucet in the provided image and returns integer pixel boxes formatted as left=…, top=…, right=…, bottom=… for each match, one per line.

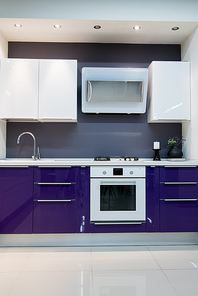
left=17, top=132, right=40, bottom=160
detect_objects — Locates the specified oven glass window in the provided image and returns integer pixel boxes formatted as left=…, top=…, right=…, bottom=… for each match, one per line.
left=100, top=185, right=136, bottom=211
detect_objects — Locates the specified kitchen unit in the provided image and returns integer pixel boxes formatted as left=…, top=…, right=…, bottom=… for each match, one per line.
left=0, top=159, right=198, bottom=241
left=0, top=58, right=77, bottom=122
left=147, top=61, right=191, bottom=123
left=160, top=166, right=198, bottom=232
left=0, top=166, right=33, bottom=234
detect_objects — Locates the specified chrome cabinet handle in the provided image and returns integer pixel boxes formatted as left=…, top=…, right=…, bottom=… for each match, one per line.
left=164, top=199, right=197, bottom=202
left=37, top=182, right=72, bottom=185
left=38, top=166, right=72, bottom=168
left=164, top=166, right=197, bottom=168
left=0, top=166, right=29, bottom=168
left=164, top=182, right=197, bottom=185
left=87, top=81, right=92, bottom=102
left=37, top=199, right=72, bottom=202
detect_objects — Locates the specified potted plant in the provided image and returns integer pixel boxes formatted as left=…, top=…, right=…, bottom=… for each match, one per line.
left=166, top=135, right=186, bottom=158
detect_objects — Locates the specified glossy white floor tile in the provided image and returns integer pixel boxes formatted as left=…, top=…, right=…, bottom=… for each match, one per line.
left=0, top=245, right=198, bottom=296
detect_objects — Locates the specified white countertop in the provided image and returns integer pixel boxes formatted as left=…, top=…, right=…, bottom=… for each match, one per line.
left=0, top=158, right=197, bottom=166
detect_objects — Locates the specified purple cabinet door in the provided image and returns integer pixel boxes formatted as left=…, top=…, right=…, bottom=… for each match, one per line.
left=146, top=166, right=160, bottom=232
left=0, top=167, right=33, bottom=234
left=34, top=184, right=76, bottom=200
left=160, top=166, right=198, bottom=182
left=33, top=200, right=76, bottom=233
left=160, top=183, right=198, bottom=200
left=160, top=200, right=198, bottom=232
left=34, top=167, right=76, bottom=183
left=33, top=166, right=77, bottom=233
left=160, top=166, right=198, bottom=232
left=76, top=167, right=90, bottom=233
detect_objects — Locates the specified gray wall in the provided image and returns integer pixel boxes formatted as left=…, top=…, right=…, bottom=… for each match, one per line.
left=7, top=43, right=181, bottom=159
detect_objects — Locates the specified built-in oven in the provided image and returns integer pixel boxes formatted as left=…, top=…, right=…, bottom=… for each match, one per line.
left=90, top=166, right=146, bottom=224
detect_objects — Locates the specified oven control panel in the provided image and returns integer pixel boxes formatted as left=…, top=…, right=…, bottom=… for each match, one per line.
left=90, top=166, right=145, bottom=178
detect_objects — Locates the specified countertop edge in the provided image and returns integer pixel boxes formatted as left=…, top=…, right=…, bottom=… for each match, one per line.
left=0, top=158, right=198, bottom=166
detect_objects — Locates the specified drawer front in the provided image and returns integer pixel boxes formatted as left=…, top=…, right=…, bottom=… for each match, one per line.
left=34, top=183, right=76, bottom=200
left=33, top=200, right=76, bottom=233
left=34, top=167, right=76, bottom=183
left=160, top=183, right=198, bottom=200
left=160, top=166, right=198, bottom=182
left=160, top=200, right=198, bottom=232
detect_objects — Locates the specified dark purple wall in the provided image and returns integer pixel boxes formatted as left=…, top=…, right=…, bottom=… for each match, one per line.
left=7, top=42, right=181, bottom=158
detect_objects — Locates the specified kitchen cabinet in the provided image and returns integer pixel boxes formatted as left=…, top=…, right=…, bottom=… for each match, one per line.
left=0, top=58, right=38, bottom=120
left=147, top=61, right=191, bottom=123
left=0, top=58, right=77, bottom=122
left=159, top=166, right=198, bottom=232
left=38, top=59, right=77, bottom=122
left=146, top=166, right=160, bottom=232
left=33, top=167, right=76, bottom=233
left=0, top=167, right=33, bottom=234
left=76, top=166, right=90, bottom=233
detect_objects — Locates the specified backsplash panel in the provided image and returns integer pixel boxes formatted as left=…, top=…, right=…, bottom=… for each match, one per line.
left=7, top=42, right=181, bottom=158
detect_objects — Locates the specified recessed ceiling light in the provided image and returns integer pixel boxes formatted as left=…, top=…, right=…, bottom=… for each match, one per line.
left=54, top=24, right=61, bottom=29
left=172, top=26, right=179, bottom=31
left=133, top=26, right=141, bottom=30
left=14, top=23, right=22, bottom=28
left=94, top=25, right=101, bottom=29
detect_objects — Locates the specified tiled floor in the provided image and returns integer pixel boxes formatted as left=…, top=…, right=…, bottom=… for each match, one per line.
left=0, top=244, right=198, bottom=296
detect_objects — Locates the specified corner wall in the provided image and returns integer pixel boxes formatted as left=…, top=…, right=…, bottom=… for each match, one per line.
left=0, top=31, right=8, bottom=158
left=181, top=27, right=198, bottom=160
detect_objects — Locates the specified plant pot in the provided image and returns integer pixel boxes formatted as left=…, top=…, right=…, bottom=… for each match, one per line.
left=167, top=145, right=183, bottom=158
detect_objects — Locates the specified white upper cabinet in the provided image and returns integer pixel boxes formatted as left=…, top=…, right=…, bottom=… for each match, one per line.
left=147, top=61, right=191, bottom=123
left=0, top=59, right=38, bottom=120
left=0, top=58, right=77, bottom=122
left=38, top=59, right=77, bottom=122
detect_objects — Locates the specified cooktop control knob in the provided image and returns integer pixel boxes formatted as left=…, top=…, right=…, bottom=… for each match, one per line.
left=130, top=171, right=134, bottom=175
left=103, top=171, right=107, bottom=175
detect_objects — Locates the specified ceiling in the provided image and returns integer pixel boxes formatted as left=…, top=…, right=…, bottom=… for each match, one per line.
left=0, top=18, right=197, bottom=44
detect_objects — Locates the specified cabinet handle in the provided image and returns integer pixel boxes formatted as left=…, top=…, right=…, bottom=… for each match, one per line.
left=37, top=199, right=72, bottom=202
left=39, top=118, right=74, bottom=121
left=87, top=81, right=93, bottom=102
left=157, top=119, right=188, bottom=121
left=0, top=165, right=29, bottom=168
left=163, top=199, right=197, bottom=202
left=2, top=118, right=36, bottom=120
left=164, top=182, right=197, bottom=185
left=37, top=182, right=72, bottom=185
left=93, top=222, right=143, bottom=225
left=38, top=166, right=72, bottom=168
left=164, top=166, right=197, bottom=168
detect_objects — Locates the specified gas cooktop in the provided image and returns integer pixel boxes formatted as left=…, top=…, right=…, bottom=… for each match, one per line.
left=94, top=156, right=139, bottom=161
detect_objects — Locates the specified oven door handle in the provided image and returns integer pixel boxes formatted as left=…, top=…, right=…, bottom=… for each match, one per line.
left=92, top=222, right=144, bottom=225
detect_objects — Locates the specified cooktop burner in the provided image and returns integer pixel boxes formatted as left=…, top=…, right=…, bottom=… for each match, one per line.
left=94, top=156, right=139, bottom=161
left=94, top=156, right=111, bottom=161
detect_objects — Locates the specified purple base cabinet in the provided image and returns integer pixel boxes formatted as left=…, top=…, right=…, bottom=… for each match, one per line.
left=33, top=167, right=76, bottom=234
left=76, top=167, right=90, bottom=233
left=160, top=200, right=198, bottom=232
left=33, top=200, right=76, bottom=233
left=0, top=167, right=33, bottom=234
left=160, top=166, right=198, bottom=232
left=146, top=166, right=160, bottom=232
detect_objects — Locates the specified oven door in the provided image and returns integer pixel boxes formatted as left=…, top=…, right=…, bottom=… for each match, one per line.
left=90, top=178, right=145, bottom=222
